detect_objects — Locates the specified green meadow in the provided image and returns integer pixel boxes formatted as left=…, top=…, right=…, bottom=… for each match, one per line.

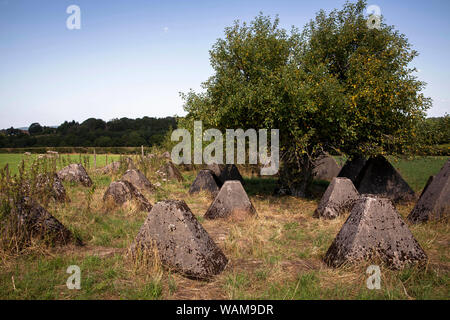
left=0, top=153, right=121, bottom=175
left=0, top=153, right=448, bottom=300
left=1, top=154, right=447, bottom=192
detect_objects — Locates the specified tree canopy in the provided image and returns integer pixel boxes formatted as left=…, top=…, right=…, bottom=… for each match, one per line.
left=181, top=0, right=432, bottom=195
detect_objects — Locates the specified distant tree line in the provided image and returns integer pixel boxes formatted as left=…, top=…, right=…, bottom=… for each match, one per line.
left=0, top=114, right=447, bottom=153
left=0, top=116, right=177, bottom=148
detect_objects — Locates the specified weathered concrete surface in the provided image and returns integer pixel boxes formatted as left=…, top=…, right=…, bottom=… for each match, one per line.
left=204, top=181, right=256, bottom=220
left=189, top=169, right=220, bottom=196
left=355, top=156, right=416, bottom=203
left=99, top=161, right=121, bottom=174
left=324, top=196, right=427, bottom=269
left=126, top=157, right=137, bottom=170
left=50, top=175, right=68, bottom=202
left=313, top=154, right=342, bottom=181
left=57, top=163, right=93, bottom=187
left=132, top=200, right=228, bottom=279
left=158, top=162, right=184, bottom=182
left=337, top=156, right=367, bottom=184
left=314, top=177, right=360, bottom=219
left=103, top=180, right=152, bottom=212
left=408, top=159, right=450, bottom=223
left=12, top=197, right=80, bottom=246
left=121, top=169, right=155, bottom=193
left=35, top=173, right=69, bottom=203
left=207, top=164, right=244, bottom=186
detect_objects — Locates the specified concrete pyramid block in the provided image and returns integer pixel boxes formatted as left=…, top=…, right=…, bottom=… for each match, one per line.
left=204, top=181, right=256, bottom=220
left=314, top=177, right=360, bottom=219
left=355, top=156, right=416, bottom=203
left=132, top=200, right=228, bottom=279
left=324, top=196, right=427, bottom=269
left=57, top=163, right=93, bottom=187
left=103, top=180, right=152, bottom=212
left=313, top=154, right=342, bottom=181
left=158, top=162, right=184, bottom=182
left=207, top=163, right=244, bottom=185
left=13, top=197, right=80, bottom=246
left=408, top=159, right=450, bottom=223
left=121, top=169, right=155, bottom=193
left=35, top=173, right=69, bottom=203
left=124, top=157, right=136, bottom=170
left=189, top=169, right=221, bottom=195
left=49, top=174, right=69, bottom=202
left=98, top=161, right=121, bottom=174
left=337, top=156, right=367, bottom=184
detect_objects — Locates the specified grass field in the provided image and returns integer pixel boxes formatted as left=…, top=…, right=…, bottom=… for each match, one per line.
left=0, top=154, right=448, bottom=300
left=0, top=154, right=122, bottom=175
left=1, top=154, right=447, bottom=192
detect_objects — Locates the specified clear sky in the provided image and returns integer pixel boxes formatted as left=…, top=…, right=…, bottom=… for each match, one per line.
left=0, top=0, right=449, bottom=129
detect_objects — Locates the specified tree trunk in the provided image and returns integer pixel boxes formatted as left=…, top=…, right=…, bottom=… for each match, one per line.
left=277, top=151, right=315, bottom=197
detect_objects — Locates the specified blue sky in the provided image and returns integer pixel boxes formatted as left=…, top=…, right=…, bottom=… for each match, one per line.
left=0, top=0, right=449, bottom=129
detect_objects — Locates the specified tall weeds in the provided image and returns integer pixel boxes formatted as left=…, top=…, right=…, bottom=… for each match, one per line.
left=0, top=155, right=67, bottom=254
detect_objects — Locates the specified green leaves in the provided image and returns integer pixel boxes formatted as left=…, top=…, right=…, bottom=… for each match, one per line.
left=180, top=0, right=432, bottom=191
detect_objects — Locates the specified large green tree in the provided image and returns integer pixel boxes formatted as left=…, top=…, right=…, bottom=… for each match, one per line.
left=28, top=123, right=43, bottom=135
left=181, top=0, right=431, bottom=196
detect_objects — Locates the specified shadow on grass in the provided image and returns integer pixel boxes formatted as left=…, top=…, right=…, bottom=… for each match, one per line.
left=244, top=176, right=330, bottom=199
left=244, top=177, right=330, bottom=199
left=244, top=176, right=278, bottom=196
left=307, top=179, right=330, bottom=200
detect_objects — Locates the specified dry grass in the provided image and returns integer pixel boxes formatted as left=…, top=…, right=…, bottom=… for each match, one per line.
left=0, top=156, right=448, bottom=300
